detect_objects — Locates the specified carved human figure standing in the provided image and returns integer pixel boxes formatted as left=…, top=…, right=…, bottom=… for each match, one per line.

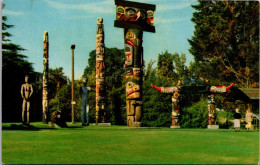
left=21, top=75, right=33, bottom=125
left=80, top=78, right=92, bottom=126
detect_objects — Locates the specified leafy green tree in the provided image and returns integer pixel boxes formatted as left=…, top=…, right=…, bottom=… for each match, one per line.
left=181, top=97, right=208, bottom=128
left=143, top=60, right=172, bottom=127
left=2, top=16, right=37, bottom=122
left=189, top=1, right=259, bottom=87
left=49, top=81, right=81, bottom=122
left=173, top=53, right=188, bottom=80
left=48, top=67, right=67, bottom=99
left=157, top=51, right=176, bottom=81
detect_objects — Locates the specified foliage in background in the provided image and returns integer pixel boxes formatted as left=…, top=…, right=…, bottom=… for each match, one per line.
left=189, top=1, right=259, bottom=88
left=143, top=60, right=173, bottom=127
left=48, top=67, right=67, bottom=99
left=2, top=16, right=40, bottom=122
left=49, top=80, right=82, bottom=122
left=157, top=51, right=176, bottom=80
left=181, top=97, right=208, bottom=128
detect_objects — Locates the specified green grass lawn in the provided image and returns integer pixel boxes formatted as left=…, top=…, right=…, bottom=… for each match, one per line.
left=2, top=122, right=259, bottom=164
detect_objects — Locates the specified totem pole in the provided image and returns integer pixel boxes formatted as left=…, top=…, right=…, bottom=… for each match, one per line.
left=151, top=84, right=181, bottom=128
left=96, top=18, right=106, bottom=123
left=207, top=83, right=234, bottom=128
left=114, top=0, right=155, bottom=127
left=42, top=31, right=49, bottom=124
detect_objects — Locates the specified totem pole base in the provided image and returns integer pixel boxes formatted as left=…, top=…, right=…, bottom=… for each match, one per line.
left=95, top=123, right=111, bottom=126
left=49, top=122, right=64, bottom=128
left=128, top=122, right=142, bottom=127
left=207, top=125, right=219, bottom=129
left=170, top=126, right=180, bottom=129
left=42, top=120, right=48, bottom=124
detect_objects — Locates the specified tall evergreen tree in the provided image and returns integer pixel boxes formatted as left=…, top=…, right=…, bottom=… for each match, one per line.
left=173, top=53, right=188, bottom=80
left=2, top=16, right=36, bottom=122
left=188, top=1, right=259, bottom=87
left=157, top=51, right=176, bottom=81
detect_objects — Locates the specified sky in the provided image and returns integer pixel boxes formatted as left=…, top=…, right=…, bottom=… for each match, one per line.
left=2, top=0, right=197, bottom=79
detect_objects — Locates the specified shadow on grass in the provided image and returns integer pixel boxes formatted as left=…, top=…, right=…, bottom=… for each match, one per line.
left=2, top=124, right=56, bottom=131
left=66, top=126, right=83, bottom=128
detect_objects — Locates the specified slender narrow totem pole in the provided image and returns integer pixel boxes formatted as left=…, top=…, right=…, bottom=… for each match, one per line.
left=42, top=31, right=49, bottom=124
left=207, top=94, right=216, bottom=125
left=71, top=44, right=75, bottom=124
left=151, top=84, right=181, bottom=128
left=114, top=0, right=156, bottom=127
left=96, top=18, right=106, bottom=123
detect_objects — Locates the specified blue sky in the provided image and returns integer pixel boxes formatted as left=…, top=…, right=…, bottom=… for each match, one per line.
left=2, top=0, right=197, bottom=79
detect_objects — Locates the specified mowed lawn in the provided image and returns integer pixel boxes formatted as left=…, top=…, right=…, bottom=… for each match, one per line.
left=2, top=122, right=259, bottom=164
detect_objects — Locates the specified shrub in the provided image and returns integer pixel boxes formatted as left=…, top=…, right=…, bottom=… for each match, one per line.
left=181, top=97, right=208, bottom=128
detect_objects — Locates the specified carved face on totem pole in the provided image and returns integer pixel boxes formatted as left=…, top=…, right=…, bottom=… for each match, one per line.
left=97, top=18, right=104, bottom=34
left=114, top=0, right=156, bottom=33
left=172, top=109, right=180, bottom=124
left=96, top=78, right=104, bottom=86
left=96, top=84, right=105, bottom=93
left=96, top=34, right=104, bottom=43
left=124, top=42, right=134, bottom=67
left=96, top=43, right=104, bottom=55
left=43, top=31, right=48, bottom=42
left=96, top=61, right=105, bottom=78
left=116, top=6, right=154, bottom=27
left=126, top=76, right=141, bottom=99
left=133, top=68, right=141, bottom=77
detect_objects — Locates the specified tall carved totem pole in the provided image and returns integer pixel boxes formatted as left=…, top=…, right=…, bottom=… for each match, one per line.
left=114, top=0, right=156, bottom=127
left=42, top=31, right=49, bottom=123
left=96, top=18, right=106, bottom=123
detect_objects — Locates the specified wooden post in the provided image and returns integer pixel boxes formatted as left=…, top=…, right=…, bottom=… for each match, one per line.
left=71, top=44, right=75, bottom=124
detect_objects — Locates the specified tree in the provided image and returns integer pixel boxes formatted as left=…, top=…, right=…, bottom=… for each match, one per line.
left=157, top=51, right=176, bottom=80
left=2, top=16, right=37, bottom=122
left=173, top=53, right=188, bottom=80
left=181, top=97, right=208, bottom=128
left=48, top=67, right=67, bottom=99
left=142, top=60, right=172, bottom=127
left=49, top=81, right=82, bottom=122
left=188, top=1, right=259, bottom=87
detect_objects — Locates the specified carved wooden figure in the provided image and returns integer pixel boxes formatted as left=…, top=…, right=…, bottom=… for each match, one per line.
left=96, top=18, right=106, bottom=123
left=207, top=83, right=234, bottom=125
left=151, top=84, right=181, bottom=127
left=42, top=31, right=49, bottom=123
left=114, top=0, right=156, bottom=127
left=21, top=75, right=33, bottom=125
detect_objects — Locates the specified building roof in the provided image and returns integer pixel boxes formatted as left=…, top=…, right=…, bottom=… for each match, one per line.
left=239, top=88, right=259, bottom=100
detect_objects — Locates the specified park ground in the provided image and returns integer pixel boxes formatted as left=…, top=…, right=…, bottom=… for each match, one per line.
left=2, top=122, right=259, bottom=164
